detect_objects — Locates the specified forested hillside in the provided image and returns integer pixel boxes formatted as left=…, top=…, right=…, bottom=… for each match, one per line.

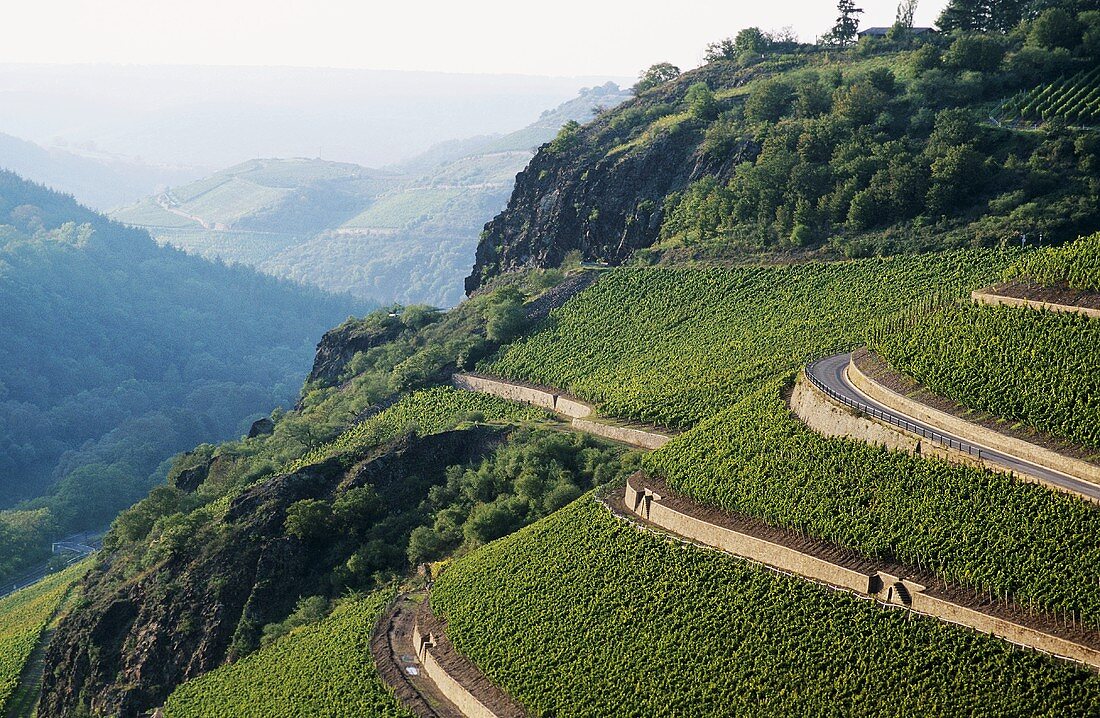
left=0, top=170, right=364, bottom=584
left=468, top=2, right=1100, bottom=290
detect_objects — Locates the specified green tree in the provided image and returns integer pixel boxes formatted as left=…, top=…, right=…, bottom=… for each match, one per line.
left=284, top=499, right=333, bottom=542
left=686, top=83, right=718, bottom=119
left=943, top=34, right=1005, bottom=70
left=485, top=288, right=527, bottom=343
left=1028, top=7, right=1083, bottom=48
left=633, top=63, right=681, bottom=93
left=927, top=144, right=985, bottom=214
left=829, top=0, right=865, bottom=46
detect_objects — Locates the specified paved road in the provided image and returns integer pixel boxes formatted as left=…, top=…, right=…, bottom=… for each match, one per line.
left=0, top=531, right=101, bottom=600
left=806, top=352, right=1100, bottom=502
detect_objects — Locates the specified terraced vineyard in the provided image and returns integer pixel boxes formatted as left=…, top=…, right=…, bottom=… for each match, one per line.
left=163, top=591, right=411, bottom=718
left=432, top=500, right=1100, bottom=717
left=645, top=379, right=1100, bottom=628
left=289, top=386, right=550, bottom=471
left=1005, top=232, right=1100, bottom=292
left=488, top=251, right=1012, bottom=428
left=868, top=302, right=1100, bottom=450
left=0, top=563, right=88, bottom=711
left=1006, top=67, right=1100, bottom=125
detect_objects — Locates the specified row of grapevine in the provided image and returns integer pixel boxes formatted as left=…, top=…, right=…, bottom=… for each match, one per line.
left=288, top=386, right=550, bottom=472
left=645, top=378, right=1100, bottom=629
left=0, top=562, right=88, bottom=711
left=869, top=300, right=1100, bottom=450
left=488, top=250, right=1012, bottom=429
left=432, top=499, right=1100, bottom=716
left=1005, top=231, right=1100, bottom=293
left=1004, top=67, right=1100, bottom=125
left=163, top=591, right=411, bottom=718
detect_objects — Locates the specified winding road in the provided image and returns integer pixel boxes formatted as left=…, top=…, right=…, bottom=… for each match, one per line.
left=806, top=353, right=1100, bottom=502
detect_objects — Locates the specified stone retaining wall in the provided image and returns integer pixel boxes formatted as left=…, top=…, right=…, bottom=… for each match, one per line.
left=847, top=356, right=1100, bottom=488
left=624, top=479, right=876, bottom=595
left=623, top=477, right=1100, bottom=670
left=972, top=289, right=1100, bottom=320
left=790, top=373, right=983, bottom=470
left=571, top=418, right=670, bottom=450
left=412, top=616, right=502, bottom=718
left=452, top=374, right=591, bottom=418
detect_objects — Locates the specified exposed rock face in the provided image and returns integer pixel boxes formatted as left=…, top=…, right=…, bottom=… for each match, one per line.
left=306, top=319, right=404, bottom=388
left=248, top=416, right=275, bottom=438
left=40, top=428, right=503, bottom=718
left=465, top=62, right=761, bottom=294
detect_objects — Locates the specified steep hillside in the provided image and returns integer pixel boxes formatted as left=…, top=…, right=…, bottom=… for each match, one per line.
left=467, top=26, right=1100, bottom=291
left=0, top=132, right=199, bottom=211
left=36, top=273, right=632, bottom=716
left=113, top=85, right=630, bottom=306
left=0, top=170, right=364, bottom=585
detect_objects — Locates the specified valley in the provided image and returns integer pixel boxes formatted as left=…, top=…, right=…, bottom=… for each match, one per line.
left=2, top=0, right=1100, bottom=715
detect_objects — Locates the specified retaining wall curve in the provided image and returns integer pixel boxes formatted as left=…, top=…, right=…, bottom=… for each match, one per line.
left=847, top=356, right=1100, bottom=489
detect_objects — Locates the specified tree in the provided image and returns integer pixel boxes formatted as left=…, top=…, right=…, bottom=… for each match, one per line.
left=633, top=63, right=681, bottom=93
left=897, top=0, right=919, bottom=28
left=1027, top=7, right=1083, bottom=48
left=705, top=28, right=770, bottom=62
left=938, top=0, right=990, bottom=31
left=686, top=83, right=718, bottom=119
left=284, top=499, right=332, bottom=542
left=830, top=0, right=865, bottom=46
left=890, top=0, right=919, bottom=38
left=485, top=287, right=527, bottom=343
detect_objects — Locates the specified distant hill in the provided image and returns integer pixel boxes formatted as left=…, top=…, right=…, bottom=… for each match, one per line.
left=0, top=131, right=200, bottom=211
left=0, top=169, right=366, bottom=582
left=112, top=84, right=632, bottom=307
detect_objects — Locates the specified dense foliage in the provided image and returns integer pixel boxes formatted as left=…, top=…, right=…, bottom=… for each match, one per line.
left=658, top=50, right=1099, bottom=257
left=0, top=562, right=87, bottom=712
left=869, top=300, right=1100, bottom=449
left=646, top=379, right=1100, bottom=628
left=162, top=591, right=411, bottom=718
left=1005, top=230, right=1100, bottom=291
left=432, top=499, right=1100, bottom=717
left=0, top=171, right=361, bottom=584
left=488, top=251, right=1011, bottom=428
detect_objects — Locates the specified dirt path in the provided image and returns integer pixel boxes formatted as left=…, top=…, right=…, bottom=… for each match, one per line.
left=372, top=595, right=466, bottom=718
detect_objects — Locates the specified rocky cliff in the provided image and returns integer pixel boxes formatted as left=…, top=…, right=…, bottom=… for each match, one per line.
left=40, top=427, right=503, bottom=717
left=465, top=62, right=760, bottom=294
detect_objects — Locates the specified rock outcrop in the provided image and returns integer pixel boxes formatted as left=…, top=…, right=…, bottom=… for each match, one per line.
left=40, top=427, right=503, bottom=717
left=465, top=62, right=761, bottom=294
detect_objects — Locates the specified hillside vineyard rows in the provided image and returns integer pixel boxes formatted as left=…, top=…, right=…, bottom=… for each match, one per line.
left=486, top=253, right=1100, bottom=629
left=0, top=563, right=87, bottom=712
left=1008, top=67, right=1100, bottom=125
left=868, top=301, right=1100, bottom=450
left=288, top=386, right=550, bottom=472
left=645, top=379, right=1100, bottom=627
left=163, top=591, right=412, bottom=718
left=431, top=500, right=1100, bottom=717
left=487, top=251, right=1011, bottom=428
left=1005, top=231, right=1100, bottom=292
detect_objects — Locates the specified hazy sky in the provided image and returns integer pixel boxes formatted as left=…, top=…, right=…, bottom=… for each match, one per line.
left=5, top=0, right=948, bottom=77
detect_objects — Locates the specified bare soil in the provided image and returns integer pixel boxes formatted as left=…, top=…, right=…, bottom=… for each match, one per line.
left=982, top=280, right=1100, bottom=310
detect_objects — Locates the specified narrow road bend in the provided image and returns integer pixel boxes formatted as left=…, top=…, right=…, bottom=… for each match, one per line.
left=806, top=353, right=1100, bottom=502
